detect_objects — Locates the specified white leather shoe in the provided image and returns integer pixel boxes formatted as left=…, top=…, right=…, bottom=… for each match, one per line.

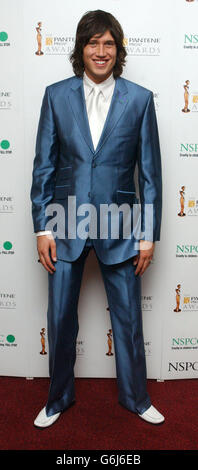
left=138, top=405, right=165, bottom=424
left=34, top=406, right=61, bottom=428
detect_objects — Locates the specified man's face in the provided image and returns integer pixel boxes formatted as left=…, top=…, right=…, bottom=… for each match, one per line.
left=82, top=30, right=117, bottom=83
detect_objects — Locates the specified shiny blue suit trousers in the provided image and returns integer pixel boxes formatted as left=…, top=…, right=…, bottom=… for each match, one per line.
left=46, top=237, right=151, bottom=417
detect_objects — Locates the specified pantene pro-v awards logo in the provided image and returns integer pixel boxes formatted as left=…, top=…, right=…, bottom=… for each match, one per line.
left=0, top=196, right=14, bottom=214
left=177, top=186, right=198, bottom=217
left=123, top=36, right=161, bottom=56
left=0, top=292, right=16, bottom=310
left=141, top=295, right=153, bottom=312
left=0, top=92, right=12, bottom=110
left=173, top=284, right=198, bottom=313
left=181, top=80, right=198, bottom=112
left=35, top=21, right=74, bottom=56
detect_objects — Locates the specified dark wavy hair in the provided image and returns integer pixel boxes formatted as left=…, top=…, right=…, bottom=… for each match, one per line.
left=70, top=10, right=127, bottom=78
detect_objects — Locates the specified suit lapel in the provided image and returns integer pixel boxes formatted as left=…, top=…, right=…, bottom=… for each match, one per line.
left=68, top=77, right=95, bottom=153
left=95, top=77, right=129, bottom=156
left=68, top=76, right=129, bottom=156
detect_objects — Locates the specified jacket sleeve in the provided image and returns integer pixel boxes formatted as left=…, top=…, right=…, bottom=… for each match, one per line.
left=30, top=86, right=59, bottom=232
left=137, top=91, right=162, bottom=242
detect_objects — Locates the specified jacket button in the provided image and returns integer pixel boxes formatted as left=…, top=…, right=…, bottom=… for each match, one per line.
left=88, top=192, right=91, bottom=197
left=92, top=161, right=97, bottom=168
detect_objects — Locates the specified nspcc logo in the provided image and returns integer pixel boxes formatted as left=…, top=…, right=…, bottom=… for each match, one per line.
left=169, top=362, right=198, bottom=372
left=176, top=244, right=198, bottom=258
left=172, top=337, right=198, bottom=351
left=180, top=143, right=198, bottom=158
left=184, top=34, right=198, bottom=50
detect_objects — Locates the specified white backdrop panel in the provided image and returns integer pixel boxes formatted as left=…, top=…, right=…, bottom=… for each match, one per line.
left=0, top=0, right=197, bottom=380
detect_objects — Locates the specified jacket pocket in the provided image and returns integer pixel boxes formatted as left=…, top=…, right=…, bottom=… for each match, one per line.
left=56, top=166, right=72, bottom=185
left=115, top=126, right=139, bottom=137
left=116, top=190, right=139, bottom=206
left=54, top=184, right=71, bottom=200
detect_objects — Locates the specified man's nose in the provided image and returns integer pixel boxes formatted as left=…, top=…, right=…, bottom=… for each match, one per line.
left=96, top=44, right=106, bottom=56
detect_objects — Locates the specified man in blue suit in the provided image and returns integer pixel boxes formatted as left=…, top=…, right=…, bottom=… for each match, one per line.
left=31, top=10, right=164, bottom=427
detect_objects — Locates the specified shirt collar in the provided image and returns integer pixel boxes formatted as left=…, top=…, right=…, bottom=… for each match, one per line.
left=83, top=71, right=115, bottom=101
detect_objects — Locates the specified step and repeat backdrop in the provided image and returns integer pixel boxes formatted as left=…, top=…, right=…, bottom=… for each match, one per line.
left=0, top=0, right=198, bottom=380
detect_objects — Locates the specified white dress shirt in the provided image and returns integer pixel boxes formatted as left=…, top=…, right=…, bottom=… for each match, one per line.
left=36, top=71, right=115, bottom=237
left=83, top=71, right=115, bottom=149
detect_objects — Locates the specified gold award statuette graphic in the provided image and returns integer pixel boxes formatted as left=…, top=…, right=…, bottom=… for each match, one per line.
left=174, top=284, right=181, bottom=312
left=106, top=307, right=114, bottom=356
left=106, top=329, right=113, bottom=356
left=182, top=80, right=190, bottom=113
left=40, top=327, right=47, bottom=355
left=178, top=186, right=186, bottom=216
left=35, top=22, right=44, bottom=55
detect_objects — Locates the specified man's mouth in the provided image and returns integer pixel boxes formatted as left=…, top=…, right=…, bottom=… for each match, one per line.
left=93, top=59, right=109, bottom=66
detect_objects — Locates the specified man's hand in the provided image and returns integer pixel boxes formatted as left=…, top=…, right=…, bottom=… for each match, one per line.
left=133, top=240, right=154, bottom=276
left=37, top=234, right=57, bottom=274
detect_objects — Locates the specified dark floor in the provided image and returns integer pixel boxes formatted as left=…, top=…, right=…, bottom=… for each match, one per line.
left=0, top=376, right=197, bottom=451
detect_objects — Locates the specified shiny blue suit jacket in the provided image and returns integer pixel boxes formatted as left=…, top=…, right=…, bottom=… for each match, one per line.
left=30, top=75, right=162, bottom=264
